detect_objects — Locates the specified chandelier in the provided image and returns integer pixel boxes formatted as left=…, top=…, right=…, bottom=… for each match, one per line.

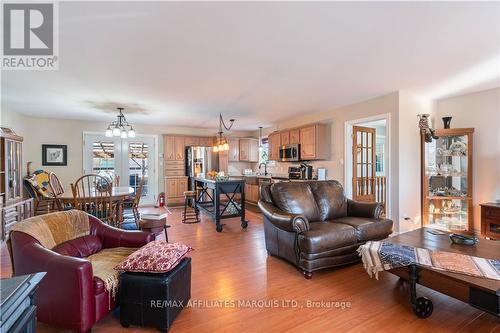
left=213, top=113, right=235, bottom=152
left=105, top=107, right=136, bottom=138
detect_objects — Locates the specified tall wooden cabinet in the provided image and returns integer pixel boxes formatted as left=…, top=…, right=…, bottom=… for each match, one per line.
left=421, top=128, right=474, bottom=232
left=0, top=128, right=34, bottom=240
left=163, top=134, right=216, bottom=206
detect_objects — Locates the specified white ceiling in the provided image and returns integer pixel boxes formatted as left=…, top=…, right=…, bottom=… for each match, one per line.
left=2, top=1, right=499, bottom=130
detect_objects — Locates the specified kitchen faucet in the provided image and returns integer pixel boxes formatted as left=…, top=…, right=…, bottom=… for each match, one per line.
left=258, top=162, right=269, bottom=176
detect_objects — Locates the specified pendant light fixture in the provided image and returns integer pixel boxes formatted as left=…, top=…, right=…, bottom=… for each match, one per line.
left=213, top=113, right=235, bottom=153
left=105, top=107, right=136, bottom=138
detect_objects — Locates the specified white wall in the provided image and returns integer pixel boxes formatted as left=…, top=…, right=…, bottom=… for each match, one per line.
left=259, top=92, right=401, bottom=226
left=436, top=87, right=500, bottom=233
left=0, top=108, right=254, bottom=193
left=398, top=91, right=436, bottom=232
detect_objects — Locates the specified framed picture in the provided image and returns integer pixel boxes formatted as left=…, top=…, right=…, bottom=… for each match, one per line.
left=42, top=144, right=67, bottom=166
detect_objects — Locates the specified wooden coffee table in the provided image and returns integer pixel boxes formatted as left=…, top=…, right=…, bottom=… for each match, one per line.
left=386, top=228, right=499, bottom=318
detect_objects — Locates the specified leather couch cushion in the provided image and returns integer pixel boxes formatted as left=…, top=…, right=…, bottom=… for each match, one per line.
left=270, top=182, right=320, bottom=222
left=308, top=180, right=347, bottom=221
left=53, top=235, right=103, bottom=258
left=333, top=217, right=393, bottom=242
left=93, top=277, right=106, bottom=295
left=298, top=222, right=357, bottom=253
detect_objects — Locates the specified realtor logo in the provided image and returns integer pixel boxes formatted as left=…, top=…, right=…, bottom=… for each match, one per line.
left=2, top=2, right=58, bottom=69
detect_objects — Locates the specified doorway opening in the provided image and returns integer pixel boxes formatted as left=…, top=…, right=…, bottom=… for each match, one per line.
left=345, top=114, right=391, bottom=218
left=83, top=133, right=157, bottom=205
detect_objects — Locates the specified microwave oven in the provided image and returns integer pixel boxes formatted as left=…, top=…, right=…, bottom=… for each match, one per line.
left=279, top=144, right=300, bottom=162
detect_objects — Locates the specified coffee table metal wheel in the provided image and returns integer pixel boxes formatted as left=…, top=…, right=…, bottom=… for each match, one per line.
left=409, top=264, right=434, bottom=318
left=413, top=297, right=433, bottom=318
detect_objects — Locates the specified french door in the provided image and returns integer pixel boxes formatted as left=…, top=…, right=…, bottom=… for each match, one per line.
left=83, top=133, right=156, bottom=204
left=352, top=126, right=376, bottom=202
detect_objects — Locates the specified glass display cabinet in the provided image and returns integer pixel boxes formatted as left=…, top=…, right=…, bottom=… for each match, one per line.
left=421, top=128, right=474, bottom=232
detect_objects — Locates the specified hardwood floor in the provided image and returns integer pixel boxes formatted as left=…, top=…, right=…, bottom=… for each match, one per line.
left=1, top=208, right=499, bottom=333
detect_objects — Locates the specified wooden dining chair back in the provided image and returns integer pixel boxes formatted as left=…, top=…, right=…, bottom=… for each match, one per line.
left=71, top=174, right=114, bottom=224
left=48, top=172, right=65, bottom=210
left=24, top=170, right=58, bottom=215
left=132, top=178, right=146, bottom=225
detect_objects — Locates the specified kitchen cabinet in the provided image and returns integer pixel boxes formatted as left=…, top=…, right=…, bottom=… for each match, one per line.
left=268, top=132, right=281, bottom=161
left=228, top=138, right=240, bottom=162
left=198, top=137, right=214, bottom=146
left=239, top=138, right=259, bottom=162
left=290, top=129, right=300, bottom=144
left=280, top=131, right=290, bottom=146
left=245, top=183, right=259, bottom=204
left=184, top=136, right=199, bottom=146
left=300, top=125, right=316, bottom=160
left=165, top=177, right=188, bottom=205
left=174, top=136, right=185, bottom=161
left=164, top=136, right=176, bottom=161
left=299, top=124, right=328, bottom=160
left=219, top=150, right=229, bottom=173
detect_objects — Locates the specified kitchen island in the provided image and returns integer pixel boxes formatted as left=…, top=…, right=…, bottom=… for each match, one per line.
left=193, top=177, right=247, bottom=232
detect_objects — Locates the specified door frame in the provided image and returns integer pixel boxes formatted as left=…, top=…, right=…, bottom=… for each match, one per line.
left=344, top=113, right=392, bottom=219
left=82, top=131, right=159, bottom=205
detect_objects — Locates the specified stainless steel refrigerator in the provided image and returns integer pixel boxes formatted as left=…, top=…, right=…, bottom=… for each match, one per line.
left=185, top=146, right=218, bottom=190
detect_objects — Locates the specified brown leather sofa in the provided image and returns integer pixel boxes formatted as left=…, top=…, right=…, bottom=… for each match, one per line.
left=258, top=180, right=393, bottom=278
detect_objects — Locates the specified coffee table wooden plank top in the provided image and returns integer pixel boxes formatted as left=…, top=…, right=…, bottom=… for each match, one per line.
left=387, top=228, right=500, bottom=295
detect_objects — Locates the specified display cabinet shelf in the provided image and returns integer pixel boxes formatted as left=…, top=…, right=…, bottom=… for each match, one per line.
left=421, top=128, right=474, bottom=233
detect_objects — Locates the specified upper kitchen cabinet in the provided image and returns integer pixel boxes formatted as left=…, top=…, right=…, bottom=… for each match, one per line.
left=219, top=150, right=229, bottom=173
left=268, top=132, right=281, bottom=161
left=198, top=137, right=214, bottom=146
left=300, top=124, right=328, bottom=160
left=280, top=131, right=290, bottom=146
left=289, top=128, right=300, bottom=144
left=164, top=135, right=185, bottom=161
left=164, top=136, right=176, bottom=161
left=239, top=138, right=259, bottom=162
left=174, top=136, right=185, bottom=161
left=228, top=138, right=240, bottom=162
left=184, top=136, right=199, bottom=146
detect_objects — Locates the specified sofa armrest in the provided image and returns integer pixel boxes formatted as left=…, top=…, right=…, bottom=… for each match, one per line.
left=347, top=199, right=384, bottom=218
left=89, top=215, right=155, bottom=248
left=10, top=231, right=95, bottom=332
left=258, top=201, right=309, bottom=233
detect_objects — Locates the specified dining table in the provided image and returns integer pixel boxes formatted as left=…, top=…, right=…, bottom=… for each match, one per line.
left=59, top=186, right=134, bottom=225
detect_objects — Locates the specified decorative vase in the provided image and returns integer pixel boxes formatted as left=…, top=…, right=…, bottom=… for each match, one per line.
left=442, top=117, right=452, bottom=129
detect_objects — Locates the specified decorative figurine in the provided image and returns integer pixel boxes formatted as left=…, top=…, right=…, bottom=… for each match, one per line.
left=417, top=114, right=439, bottom=143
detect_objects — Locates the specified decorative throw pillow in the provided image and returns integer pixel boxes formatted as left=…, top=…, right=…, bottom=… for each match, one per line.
left=115, top=241, right=193, bottom=273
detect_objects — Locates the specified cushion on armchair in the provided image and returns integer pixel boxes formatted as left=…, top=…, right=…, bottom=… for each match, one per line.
left=115, top=241, right=193, bottom=273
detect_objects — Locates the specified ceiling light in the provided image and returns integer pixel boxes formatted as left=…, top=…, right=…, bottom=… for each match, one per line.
left=105, top=107, right=136, bottom=139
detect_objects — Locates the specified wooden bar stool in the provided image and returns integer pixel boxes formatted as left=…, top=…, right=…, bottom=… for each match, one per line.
left=182, top=190, right=199, bottom=224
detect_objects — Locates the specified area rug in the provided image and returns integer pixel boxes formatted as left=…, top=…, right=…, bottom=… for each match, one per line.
left=358, top=241, right=500, bottom=281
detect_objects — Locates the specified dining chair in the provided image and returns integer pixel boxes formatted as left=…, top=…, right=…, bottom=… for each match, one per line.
left=71, top=174, right=114, bottom=225
left=24, top=170, right=58, bottom=215
left=48, top=172, right=66, bottom=211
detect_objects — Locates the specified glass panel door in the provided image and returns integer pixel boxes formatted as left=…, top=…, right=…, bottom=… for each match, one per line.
left=84, top=134, right=156, bottom=205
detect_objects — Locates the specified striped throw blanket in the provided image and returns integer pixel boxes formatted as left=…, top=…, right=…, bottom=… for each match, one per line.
left=357, top=241, right=500, bottom=281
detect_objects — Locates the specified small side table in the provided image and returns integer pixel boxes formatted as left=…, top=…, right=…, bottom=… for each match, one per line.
left=139, top=218, right=171, bottom=242
left=480, top=202, right=500, bottom=240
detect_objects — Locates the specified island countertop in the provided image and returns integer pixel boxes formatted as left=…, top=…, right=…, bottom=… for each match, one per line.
left=193, top=177, right=246, bottom=184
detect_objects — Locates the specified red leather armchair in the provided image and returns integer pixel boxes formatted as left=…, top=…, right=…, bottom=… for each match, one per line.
left=10, top=214, right=154, bottom=333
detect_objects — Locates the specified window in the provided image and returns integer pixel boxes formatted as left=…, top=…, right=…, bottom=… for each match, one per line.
left=375, top=141, right=384, bottom=175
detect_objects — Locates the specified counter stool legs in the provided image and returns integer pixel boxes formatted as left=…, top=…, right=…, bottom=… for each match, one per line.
left=182, top=191, right=200, bottom=224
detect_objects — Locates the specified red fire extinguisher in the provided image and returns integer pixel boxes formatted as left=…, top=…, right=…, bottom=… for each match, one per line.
left=157, top=192, right=165, bottom=207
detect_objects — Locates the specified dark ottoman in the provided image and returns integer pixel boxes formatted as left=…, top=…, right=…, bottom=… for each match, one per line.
left=119, top=257, right=191, bottom=332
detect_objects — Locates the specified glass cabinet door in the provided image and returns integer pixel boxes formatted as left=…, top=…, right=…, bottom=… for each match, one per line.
left=5, top=139, right=23, bottom=204
left=423, top=130, right=473, bottom=231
